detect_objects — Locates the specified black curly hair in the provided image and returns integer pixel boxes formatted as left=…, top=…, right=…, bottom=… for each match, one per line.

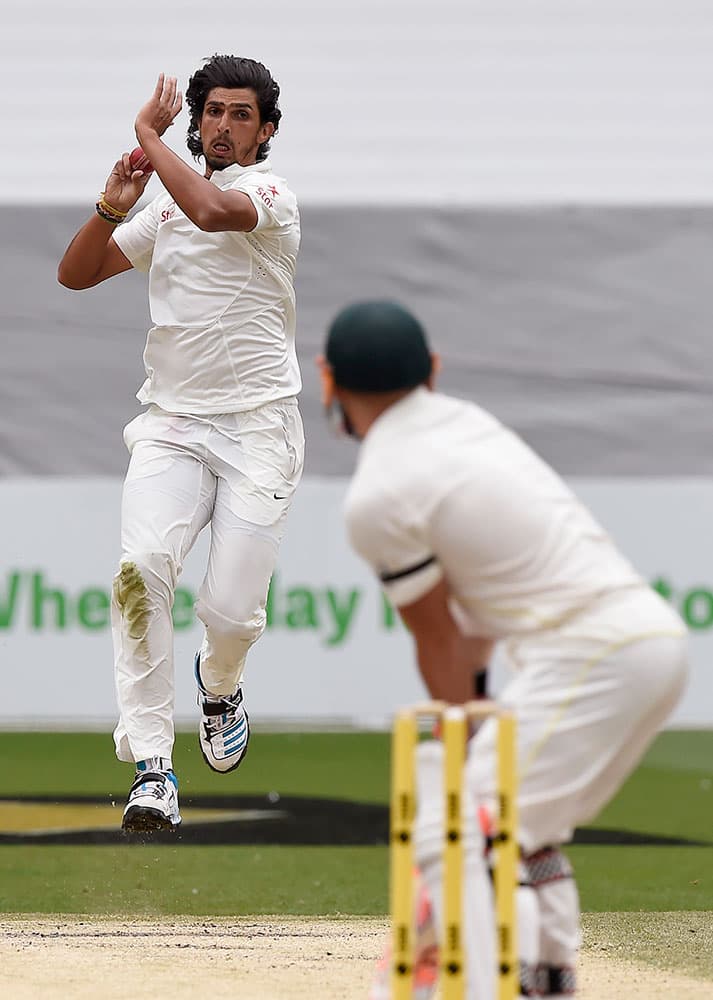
left=185, top=54, right=281, bottom=163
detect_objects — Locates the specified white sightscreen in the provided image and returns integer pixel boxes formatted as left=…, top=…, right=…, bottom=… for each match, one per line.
left=2, top=0, right=713, bottom=204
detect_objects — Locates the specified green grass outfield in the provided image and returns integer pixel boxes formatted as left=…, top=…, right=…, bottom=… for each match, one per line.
left=0, top=730, right=711, bottom=917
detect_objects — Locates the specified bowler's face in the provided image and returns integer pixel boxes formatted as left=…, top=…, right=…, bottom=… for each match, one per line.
left=200, top=87, right=274, bottom=171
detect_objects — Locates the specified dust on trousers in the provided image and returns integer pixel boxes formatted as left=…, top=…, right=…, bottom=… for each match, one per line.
left=111, top=401, right=304, bottom=764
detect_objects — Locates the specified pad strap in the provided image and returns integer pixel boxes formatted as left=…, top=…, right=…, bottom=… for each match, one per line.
left=523, top=846, right=574, bottom=887
left=519, top=960, right=540, bottom=996
left=537, top=964, right=577, bottom=995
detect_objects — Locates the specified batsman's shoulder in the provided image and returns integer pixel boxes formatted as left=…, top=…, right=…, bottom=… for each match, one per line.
left=343, top=472, right=385, bottom=527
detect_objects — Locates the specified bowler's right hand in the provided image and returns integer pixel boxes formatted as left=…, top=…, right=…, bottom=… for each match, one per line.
left=103, top=152, right=153, bottom=214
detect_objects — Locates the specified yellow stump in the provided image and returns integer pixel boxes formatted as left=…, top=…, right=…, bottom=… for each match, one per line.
left=389, top=702, right=518, bottom=1000
left=390, top=711, right=418, bottom=999
left=441, top=707, right=467, bottom=999
left=495, top=713, right=518, bottom=1000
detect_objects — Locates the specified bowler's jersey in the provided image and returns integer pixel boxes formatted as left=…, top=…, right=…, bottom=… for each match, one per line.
left=113, top=159, right=301, bottom=414
left=345, top=388, right=647, bottom=638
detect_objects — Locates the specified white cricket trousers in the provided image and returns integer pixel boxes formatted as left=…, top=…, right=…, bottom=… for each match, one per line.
left=111, top=400, right=304, bottom=764
left=467, top=586, right=688, bottom=995
left=468, top=588, right=688, bottom=853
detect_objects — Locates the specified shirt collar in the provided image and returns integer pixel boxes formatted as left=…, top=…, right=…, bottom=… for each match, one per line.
left=208, top=158, right=272, bottom=188
left=361, top=387, right=431, bottom=446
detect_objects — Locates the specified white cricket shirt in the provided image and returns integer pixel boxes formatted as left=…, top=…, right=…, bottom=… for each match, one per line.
left=345, top=388, right=646, bottom=638
left=112, top=159, right=301, bottom=414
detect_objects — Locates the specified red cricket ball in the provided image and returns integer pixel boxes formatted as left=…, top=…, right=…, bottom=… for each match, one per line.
left=129, top=146, right=154, bottom=176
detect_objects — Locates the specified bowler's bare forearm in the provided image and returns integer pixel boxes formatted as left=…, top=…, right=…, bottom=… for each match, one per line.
left=137, top=133, right=256, bottom=232
left=57, top=217, right=132, bottom=289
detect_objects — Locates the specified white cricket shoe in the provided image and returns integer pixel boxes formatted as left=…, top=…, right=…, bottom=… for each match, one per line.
left=122, top=761, right=181, bottom=834
left=195, top=654, right=251, bottom=773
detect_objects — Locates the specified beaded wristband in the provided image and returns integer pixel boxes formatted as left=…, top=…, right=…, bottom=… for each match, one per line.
left=95, top=202, right=123, bottom=224
left=98, top=192, right=128, bottom=218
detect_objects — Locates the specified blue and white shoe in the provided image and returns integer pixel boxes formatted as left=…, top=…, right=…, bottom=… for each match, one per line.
left=195, top=653, right=251, bottom=773
left=122, top=758, right=181, bottom=833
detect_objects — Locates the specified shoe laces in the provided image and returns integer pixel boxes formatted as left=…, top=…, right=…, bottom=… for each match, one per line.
left=130, top=770, right=173, bottom=800
left=202, top=689, right=245, bottom=737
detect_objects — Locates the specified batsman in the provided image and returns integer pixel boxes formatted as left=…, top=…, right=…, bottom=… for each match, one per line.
left=318, top=301, right=689, bottom=999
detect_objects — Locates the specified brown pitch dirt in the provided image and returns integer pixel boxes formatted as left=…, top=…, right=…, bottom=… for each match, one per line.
left=0, top=915, right=710, bottom=999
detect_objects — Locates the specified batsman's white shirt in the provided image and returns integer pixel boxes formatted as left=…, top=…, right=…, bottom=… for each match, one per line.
left=346, top=388, right=687, bottom=856
left=346, top=387, right=646, bottom=632
left=112, top=158, right=300, bottom=414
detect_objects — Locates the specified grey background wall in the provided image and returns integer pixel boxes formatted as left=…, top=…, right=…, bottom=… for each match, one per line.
left=2, top=205, right=711, bottom=476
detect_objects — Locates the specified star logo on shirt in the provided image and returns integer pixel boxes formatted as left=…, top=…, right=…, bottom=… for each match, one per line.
left=267, top=185, right=279, bottom=197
